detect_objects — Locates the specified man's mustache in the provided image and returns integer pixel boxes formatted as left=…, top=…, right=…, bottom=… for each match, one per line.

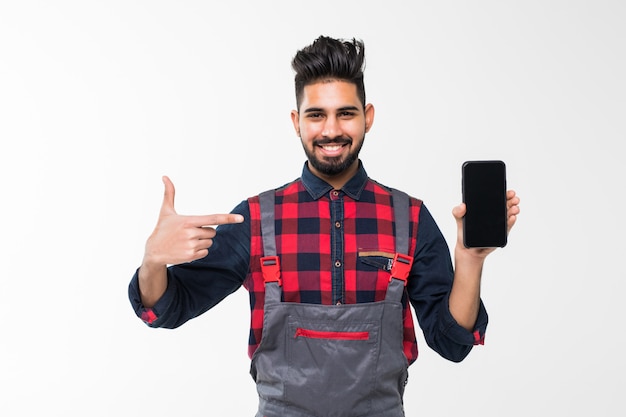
left=314, top=138, right=352, bottom=146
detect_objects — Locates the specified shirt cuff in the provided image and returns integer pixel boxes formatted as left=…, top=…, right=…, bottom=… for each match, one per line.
left=128, top=267, right=177, bottom=327
left=438, top=293, right=488, bottom=346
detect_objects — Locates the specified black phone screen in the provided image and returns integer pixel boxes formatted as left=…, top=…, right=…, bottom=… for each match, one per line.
left=462, top=160, right=507, bottom=248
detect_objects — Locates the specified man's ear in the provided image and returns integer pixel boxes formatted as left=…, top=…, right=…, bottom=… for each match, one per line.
left=291, top=110, right=300, bottom=136
left=364, top=103, right=375, bottom=133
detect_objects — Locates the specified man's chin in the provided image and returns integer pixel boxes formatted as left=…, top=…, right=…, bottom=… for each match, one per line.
left=309, top=156, right=355, bottom=176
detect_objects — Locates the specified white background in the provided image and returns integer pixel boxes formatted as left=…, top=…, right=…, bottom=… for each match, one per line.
left=1, top=1, right=624, bottom=416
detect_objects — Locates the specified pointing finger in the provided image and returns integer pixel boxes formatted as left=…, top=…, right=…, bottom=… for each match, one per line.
left=186, top=213, right=245, bottom=227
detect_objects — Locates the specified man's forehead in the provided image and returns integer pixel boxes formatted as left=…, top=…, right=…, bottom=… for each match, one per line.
left=301, top=80, right=360, bottom=108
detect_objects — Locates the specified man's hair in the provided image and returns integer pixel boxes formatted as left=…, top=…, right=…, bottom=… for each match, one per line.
left=291, top=36, right=366, bottom=110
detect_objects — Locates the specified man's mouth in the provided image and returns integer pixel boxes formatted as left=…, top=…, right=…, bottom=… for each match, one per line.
left=321, top=144, right=345, bottom=151
left=317, top=141, right=349, bottom=157
left=315, top=139, right=351, bottom=156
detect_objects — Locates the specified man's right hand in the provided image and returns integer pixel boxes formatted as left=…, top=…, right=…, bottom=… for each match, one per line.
left=138, top=176, right=244, bottom=307
left=144, top=175, right=244, bottom=266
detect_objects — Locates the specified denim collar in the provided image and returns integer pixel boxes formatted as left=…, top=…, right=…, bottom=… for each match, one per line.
left=300, top=160, right=369, bottom=201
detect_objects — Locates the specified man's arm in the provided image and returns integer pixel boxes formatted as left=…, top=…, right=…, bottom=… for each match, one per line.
left=448, top=190, right=520, bottom=330
left=138, top=263, right=168, bottom=309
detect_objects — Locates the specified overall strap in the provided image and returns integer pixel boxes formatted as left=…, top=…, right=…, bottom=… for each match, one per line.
left=385, top=189, right=414, bottom=302
left=259, top=190, right=277, bottom=258
left=392, top=189, right=410, bottom=256
left=259, top=190, right=282, bottom=303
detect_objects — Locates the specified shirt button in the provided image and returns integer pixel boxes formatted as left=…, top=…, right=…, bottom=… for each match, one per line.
left=335, top=221, right=341, bottom=228
left=334, top=260, right=341, bottom=268
left=332, top=191, right=339, bottom=197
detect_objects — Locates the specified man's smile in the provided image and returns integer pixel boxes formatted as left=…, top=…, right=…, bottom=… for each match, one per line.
left=315, top=139, right=351, bottom=157
left=319, top=143, right=346, bottom=156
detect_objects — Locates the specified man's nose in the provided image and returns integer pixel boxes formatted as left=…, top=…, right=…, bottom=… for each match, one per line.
left=322, top=116, right=342, bottom=138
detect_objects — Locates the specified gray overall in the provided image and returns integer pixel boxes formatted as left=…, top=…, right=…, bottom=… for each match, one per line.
left=250, top=190, right=414, bottom=417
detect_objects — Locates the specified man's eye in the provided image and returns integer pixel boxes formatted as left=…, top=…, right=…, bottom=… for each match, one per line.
left=339, top=111, right=355, bottom=118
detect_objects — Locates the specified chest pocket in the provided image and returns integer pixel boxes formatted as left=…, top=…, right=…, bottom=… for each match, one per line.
left=358, top=250, right=395, bottom=272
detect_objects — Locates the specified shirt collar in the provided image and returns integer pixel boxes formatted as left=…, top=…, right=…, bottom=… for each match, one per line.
left=300, top=160, right=369, bottom=200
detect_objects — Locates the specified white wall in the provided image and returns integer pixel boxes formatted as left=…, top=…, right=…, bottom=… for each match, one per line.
left=1, top=1, right=624, bottom=415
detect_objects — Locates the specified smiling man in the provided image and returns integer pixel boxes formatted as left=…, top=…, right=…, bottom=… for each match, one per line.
left=129, top=35, right=520, bottom=417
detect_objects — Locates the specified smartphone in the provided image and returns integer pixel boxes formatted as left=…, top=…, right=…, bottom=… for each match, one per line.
left=462, top=160, right=508, bottom=248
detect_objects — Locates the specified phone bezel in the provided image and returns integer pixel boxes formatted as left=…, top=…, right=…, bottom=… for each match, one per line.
left=461, top=160, right=508, bottom=248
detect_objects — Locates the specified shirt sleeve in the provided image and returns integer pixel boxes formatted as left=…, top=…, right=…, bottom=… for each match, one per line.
left=128, top=200, right=251, bottom=328
left=407, top=203, right=488, bottom=362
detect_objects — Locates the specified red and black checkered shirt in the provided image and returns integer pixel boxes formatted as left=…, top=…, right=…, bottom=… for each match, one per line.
left=245, top=171, right=421, bottom=363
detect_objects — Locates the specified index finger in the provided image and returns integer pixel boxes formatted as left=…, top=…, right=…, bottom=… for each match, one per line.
left=187, top=213, right=245, bottom=227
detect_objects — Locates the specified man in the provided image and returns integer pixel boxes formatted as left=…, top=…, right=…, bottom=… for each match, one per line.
left=129, top=35, right=520, bottom=417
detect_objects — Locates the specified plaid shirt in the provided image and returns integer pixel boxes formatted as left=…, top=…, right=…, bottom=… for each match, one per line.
left=129, top=162, right=488, bottom=364
left=246, top=169, right=421, bottom=362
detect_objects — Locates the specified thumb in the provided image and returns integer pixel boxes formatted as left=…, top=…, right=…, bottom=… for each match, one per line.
left=159, top=175, right=177, bottom=216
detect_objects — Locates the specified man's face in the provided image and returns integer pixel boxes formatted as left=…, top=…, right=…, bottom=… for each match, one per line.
left=291, top=80, right=374, bottom=180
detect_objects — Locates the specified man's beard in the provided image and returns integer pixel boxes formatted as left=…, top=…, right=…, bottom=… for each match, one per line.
left=303, top=137, right=364, bottom=176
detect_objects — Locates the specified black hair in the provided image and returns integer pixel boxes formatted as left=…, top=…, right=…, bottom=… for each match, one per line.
left=291, top=36, right=366, bottom=110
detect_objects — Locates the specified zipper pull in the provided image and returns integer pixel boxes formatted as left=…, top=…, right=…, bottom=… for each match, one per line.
left=386, top=258, right=394, bottom=271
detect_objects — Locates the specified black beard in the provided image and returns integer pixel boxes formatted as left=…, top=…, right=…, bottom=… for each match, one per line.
left=304, top=137, right=364, bottom=176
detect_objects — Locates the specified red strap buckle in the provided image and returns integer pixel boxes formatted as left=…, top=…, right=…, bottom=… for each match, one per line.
left=390, top=253, right=413, bottom=286
left=260, top=256, right=282, bottom=286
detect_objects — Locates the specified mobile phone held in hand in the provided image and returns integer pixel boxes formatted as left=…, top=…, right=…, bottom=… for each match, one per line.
left=461, top=160, right=508, bottom=248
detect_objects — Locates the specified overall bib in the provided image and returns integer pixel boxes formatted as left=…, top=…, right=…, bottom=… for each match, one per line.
left=250, top=190, right=414, bottom=417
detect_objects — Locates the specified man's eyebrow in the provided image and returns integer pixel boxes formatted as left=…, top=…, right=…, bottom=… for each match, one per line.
left=303, top=107, right=324, bottom=114
left=337, top=106, right=360, bottom=112
left=303, top=106, right=360, bottom=113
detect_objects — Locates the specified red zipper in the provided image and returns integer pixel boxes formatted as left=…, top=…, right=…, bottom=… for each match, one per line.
left=294, top=328, right=369, bottom=341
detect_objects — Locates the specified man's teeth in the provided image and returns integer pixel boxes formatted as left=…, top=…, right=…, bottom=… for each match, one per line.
left=322, top=145, right=342, bottom=151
